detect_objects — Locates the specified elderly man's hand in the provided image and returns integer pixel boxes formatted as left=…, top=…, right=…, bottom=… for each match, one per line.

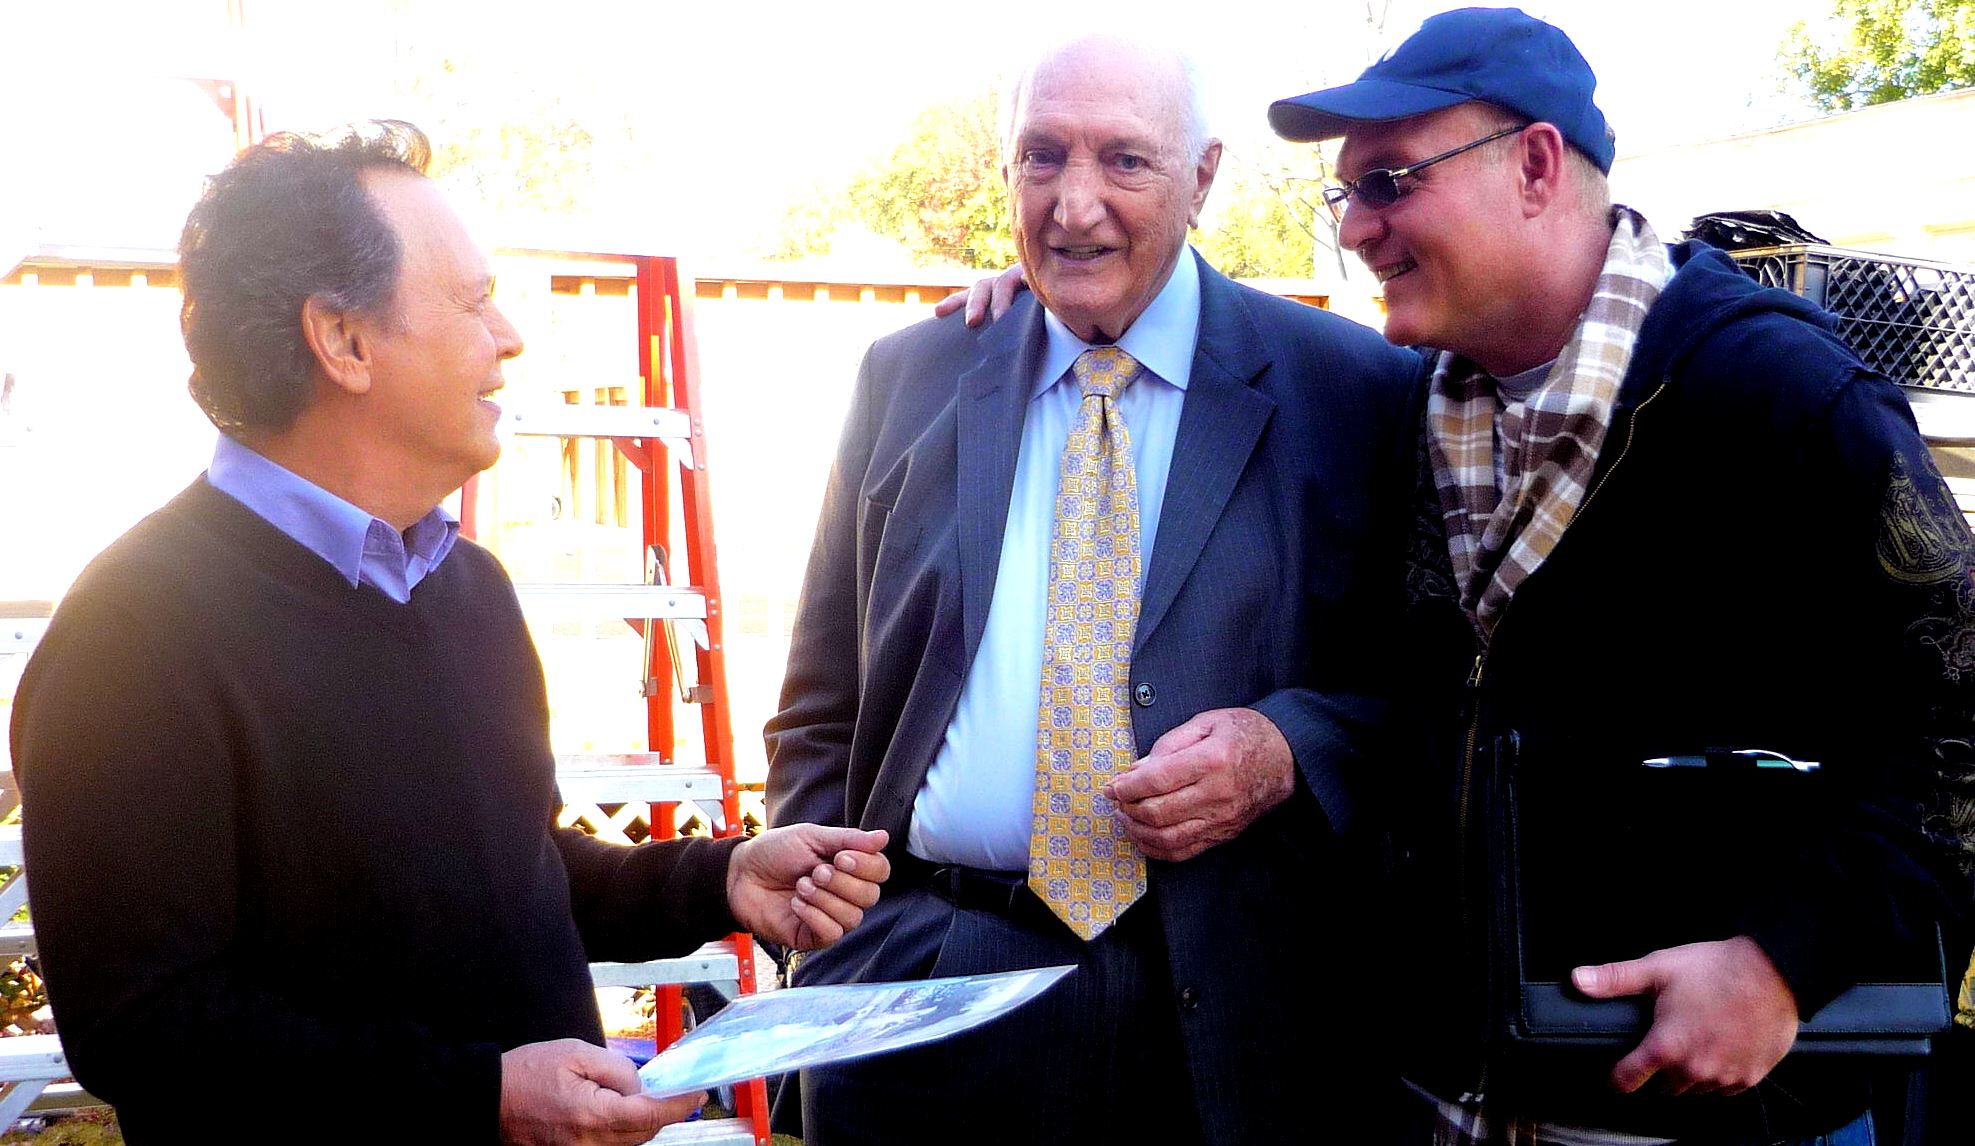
left=1571, top=935, right=1799, bottom=1095
left=931, top=264, right=1028, bottom=327
left=1102, top=707, right=1295, bottom=862
left=499, top=1038, right=704, bottom=1145
left=726, top=826, right=890, bottom=950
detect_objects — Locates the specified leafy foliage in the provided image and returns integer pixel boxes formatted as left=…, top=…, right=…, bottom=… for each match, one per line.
left=390, top=32, right=624, bottom=217
left=849, top=93, right=1017, bottom=269
left=1194, top=139, right=1349, bottom=281
left=0, top=955, right=45, bottom=1031
left=1782, top=0, right=1975, bottom=112
left=769, top=92, right=1014, bottom=269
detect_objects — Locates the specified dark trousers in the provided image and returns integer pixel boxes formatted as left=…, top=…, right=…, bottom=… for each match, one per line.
left=791, top=869, right=1207, bottom=1146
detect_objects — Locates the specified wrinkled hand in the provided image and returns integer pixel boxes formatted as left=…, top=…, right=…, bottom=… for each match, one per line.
left=727, top=825, right=890, bottom=950
left=930, top=264, right=1027, bottom=327
left=1572, top=935, right=1799, bottom=1095
left=499, top=1038, right=704, bottom=1145
left=1103, top=707, right=1295, bottom=862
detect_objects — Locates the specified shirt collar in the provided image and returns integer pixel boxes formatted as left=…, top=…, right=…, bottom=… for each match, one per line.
left=1036, top=245, right=1201, bottom=398
left=206, top=435, right=458, bottom=598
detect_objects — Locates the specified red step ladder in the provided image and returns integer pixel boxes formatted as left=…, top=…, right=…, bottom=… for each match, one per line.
left=463, top=253, right=768, bottom=1146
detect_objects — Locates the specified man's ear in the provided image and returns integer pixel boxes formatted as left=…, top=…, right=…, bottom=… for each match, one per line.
left=1517, top=123, right=1567, bottom=217
left=300, top=295, right=374, bottom=396
left=1187, top=139, right=1223, bottom=229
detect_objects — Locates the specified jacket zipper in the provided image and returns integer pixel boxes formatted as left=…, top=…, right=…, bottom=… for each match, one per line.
left=1451, top=377, right=1668, bottom=1103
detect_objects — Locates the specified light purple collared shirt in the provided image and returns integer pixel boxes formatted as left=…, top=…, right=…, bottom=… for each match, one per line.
left=206, top=435, right=459, bottom=604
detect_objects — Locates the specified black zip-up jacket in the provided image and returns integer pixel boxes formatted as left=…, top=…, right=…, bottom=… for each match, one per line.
left=1389, top=241, right=1975, bottom=1140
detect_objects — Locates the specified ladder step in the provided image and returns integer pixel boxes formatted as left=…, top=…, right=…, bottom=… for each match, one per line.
left=0, top=1035, right=66, bottom=1082
left=499, top=403, right=692, bottom=443
left=651, top=1119, right=756, bottom=1146
left=557, top=758, right=727, bottom=805
left=591, top=939, right=740, bottom=989
left=1, top=618, right=48, bottom=657
left=515, top=584, right=707, bottom=621
left=25, top=1081, right=105, bottom=1115
left=0, top=923, right=36, bottom=958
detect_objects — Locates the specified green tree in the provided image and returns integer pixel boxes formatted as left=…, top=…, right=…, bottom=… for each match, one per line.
left=765, top=91, right=1012, bottom=268
left=1782, top=0, right=1975, bottom=112
left=1194, top=139, right=1347, bottom=280
left=853, top=91, right=1017, bottom=269
left=386, top=16, right=626, bottom=218
left=764, top=185, right=858, bottom=261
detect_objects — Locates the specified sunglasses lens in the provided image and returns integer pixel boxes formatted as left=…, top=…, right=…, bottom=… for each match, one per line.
left=1357, top=171, right=1402, bottom=207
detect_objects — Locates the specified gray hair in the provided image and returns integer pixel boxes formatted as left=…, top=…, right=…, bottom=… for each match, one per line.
left=998, top=35, right=1213, bottom=167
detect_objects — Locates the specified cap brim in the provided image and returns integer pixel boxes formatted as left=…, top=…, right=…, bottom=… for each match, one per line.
left=1268, top=78, right=1473, bottom=142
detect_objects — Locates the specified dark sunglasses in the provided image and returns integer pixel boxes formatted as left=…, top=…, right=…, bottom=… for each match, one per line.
left=1321, top=124, right=1527, bottom=223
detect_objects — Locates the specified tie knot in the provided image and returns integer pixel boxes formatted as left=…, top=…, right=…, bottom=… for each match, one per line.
left=1072, top=347, right=1141, bottom=400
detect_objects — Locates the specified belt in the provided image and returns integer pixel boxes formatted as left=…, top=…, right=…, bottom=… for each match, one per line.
left=895, top=853, right=1039, bottom=918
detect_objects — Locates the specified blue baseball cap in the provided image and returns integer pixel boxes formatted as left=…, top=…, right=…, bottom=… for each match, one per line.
left=1268, top=7, right=1615, bottom=172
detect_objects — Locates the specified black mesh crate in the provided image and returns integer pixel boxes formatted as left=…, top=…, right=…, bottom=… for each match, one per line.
left=1728, top=244, right=1975, bottom=393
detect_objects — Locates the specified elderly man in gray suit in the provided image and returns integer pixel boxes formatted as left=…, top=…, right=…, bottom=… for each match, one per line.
left=766, top=33, right=1426, bottom=1146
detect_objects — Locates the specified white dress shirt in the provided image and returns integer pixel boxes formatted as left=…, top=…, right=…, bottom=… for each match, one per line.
left=907, top=250, right=1202, bottom=870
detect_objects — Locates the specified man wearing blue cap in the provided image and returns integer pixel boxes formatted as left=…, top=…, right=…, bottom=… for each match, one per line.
left=1267, top=7, right=1973, bottom=1144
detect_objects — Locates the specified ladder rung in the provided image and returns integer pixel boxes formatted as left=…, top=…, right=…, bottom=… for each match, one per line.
left=1, top=618, right=48, bottom=657
left=499, top=404, right=692, bottom=443
left=591, top=939, right=740, bottom=989
left=557, top=759, right=727, bottom=805
left=0, top=825, right=20, bottom=867
left=652, top=1120, right=757, bottom=1145
left=515, top=585, right=707, bottom=621
left=25, top=1082, right=105, bottom=1115
left=0, top=924, right=36, bottom=958
left=0, top=1035, right=66, bottom=1082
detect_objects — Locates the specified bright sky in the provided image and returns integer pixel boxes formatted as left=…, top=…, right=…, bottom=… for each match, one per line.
left=5, top=0, right=1837, bottom=258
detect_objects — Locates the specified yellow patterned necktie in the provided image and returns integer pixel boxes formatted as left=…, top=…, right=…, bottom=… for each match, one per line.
left=1028, top=346, right=1148, bottom=941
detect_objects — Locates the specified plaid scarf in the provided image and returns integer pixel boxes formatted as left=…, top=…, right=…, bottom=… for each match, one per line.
left=1428, top=207, right=1668, bottom=637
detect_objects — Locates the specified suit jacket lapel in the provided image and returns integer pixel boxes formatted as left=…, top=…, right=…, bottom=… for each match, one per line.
left=955, top=297, right=1046, bottom=662
left=1138, top=258, right=1277, bottom=643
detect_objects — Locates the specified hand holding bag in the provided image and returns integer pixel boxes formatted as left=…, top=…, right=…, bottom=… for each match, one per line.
left=1487, top=730, right=1951, bottom=1058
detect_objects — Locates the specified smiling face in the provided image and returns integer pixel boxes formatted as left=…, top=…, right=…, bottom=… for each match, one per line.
left=357, top=170, right=524, bottom=496
left=1335, top=103, right=1532, bottom=363
left=1004, top=39, right=1219, bottom=343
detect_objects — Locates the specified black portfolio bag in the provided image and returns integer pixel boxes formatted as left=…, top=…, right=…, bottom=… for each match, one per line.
left=1487, top=731, right=1951, bottom=1057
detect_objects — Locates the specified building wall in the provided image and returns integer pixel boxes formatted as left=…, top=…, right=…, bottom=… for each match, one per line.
left=1610, top=88, right=1975, bottom=264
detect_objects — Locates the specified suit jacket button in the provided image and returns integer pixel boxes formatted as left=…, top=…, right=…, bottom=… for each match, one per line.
left=1179, top=986, right=1200, bottom=1011
left=1133, top=682, right=1155, bottom=707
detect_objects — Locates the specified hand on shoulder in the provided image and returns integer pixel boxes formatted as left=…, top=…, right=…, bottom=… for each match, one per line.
left=931, top=264, right=1028, bottom=327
